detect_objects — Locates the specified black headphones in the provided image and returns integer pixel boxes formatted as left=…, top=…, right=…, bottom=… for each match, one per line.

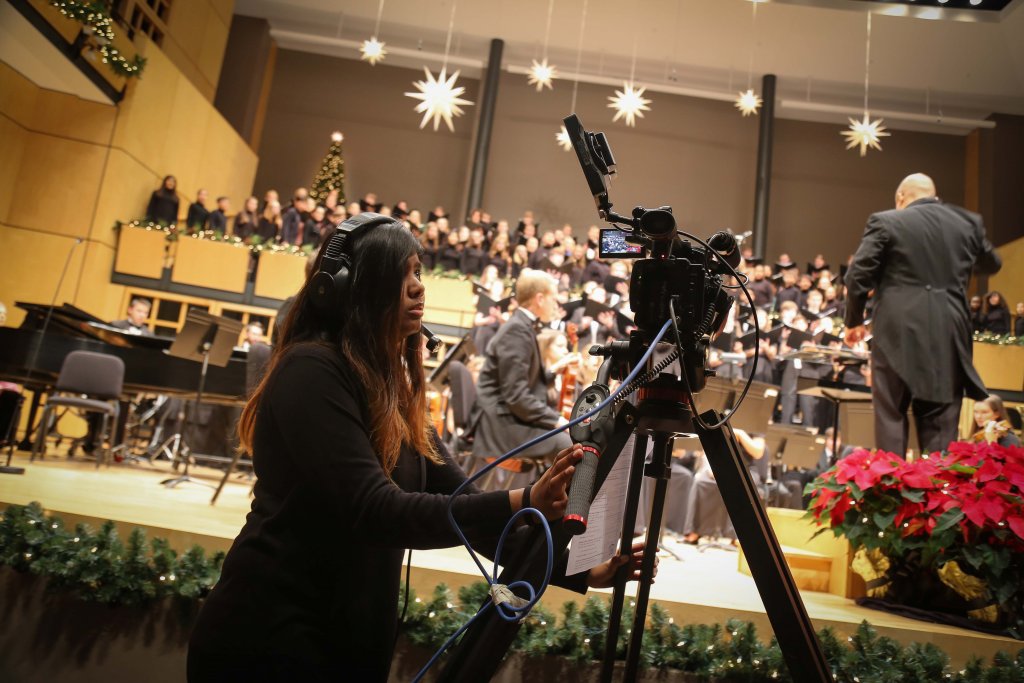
left=310, top=212, right=396, bottom=314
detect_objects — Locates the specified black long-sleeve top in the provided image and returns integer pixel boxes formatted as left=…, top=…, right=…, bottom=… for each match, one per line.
left=980, top=307, right=1011, bottom=335
left=145, top=190, right=179, bottom=225
left=437, top=244, right=462, bottom=271
left=459, top=246, right=487, bottom=276
left=186, top=202, right=209, bottom=230
left=187, top=344, right=585, bottom=681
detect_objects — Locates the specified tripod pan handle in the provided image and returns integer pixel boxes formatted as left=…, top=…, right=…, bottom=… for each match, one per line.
left=563, top=444, right=600, bottom=535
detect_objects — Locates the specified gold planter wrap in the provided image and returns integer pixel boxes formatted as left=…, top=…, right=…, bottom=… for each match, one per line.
left=171, top=238, right=249, bottom=293
left=937, top=561, right=999, bottom=624
left=254, top=251, right=307, bottom=301
left=114, top=228, right=169, bottom=280
left=851, top=547, right=891, bottom=598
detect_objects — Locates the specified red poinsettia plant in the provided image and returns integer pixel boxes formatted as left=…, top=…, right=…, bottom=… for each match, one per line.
left=805, top=441, right=1024, bottom=636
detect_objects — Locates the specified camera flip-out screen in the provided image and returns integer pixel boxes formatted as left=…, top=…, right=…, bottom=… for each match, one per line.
left=598, top=228, right=645, bottom=259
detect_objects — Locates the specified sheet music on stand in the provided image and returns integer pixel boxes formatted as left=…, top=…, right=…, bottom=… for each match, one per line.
left=168, top=310, right=242, bottom=368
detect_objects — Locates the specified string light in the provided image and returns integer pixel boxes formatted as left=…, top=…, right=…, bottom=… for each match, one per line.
left=360, top=0, right=388, bottom=65
left=734, top=0, right=762, bottom=116
left=404, top=1, right=473, bottom=131
left=843, top=13, right=890, bottom=156
left=528, top=0, right=559, bottom=91
left=556, top=0, right=589, bottom=150
left=609, top=6, right=652, bottom=127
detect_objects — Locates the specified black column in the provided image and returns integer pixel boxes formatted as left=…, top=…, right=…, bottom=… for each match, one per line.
left=752, top=74, right=777, bottom=260
left=464, top=38, right=504, bottom=220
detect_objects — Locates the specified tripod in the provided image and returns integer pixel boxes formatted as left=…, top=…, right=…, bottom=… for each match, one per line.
left=160, top=344, right=215, bottom=489
left=437, top=374, right=831, bottom=682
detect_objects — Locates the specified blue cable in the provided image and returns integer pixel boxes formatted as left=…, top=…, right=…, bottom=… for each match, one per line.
left=412, top=318, right=674, bottom=682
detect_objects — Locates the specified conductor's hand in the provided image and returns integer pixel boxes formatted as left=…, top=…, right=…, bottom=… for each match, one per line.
left=527, top=444, right=583, bottom=520
left=845, top=325, right=867, bottom=344
left=586, top=541, right=655, bottom=588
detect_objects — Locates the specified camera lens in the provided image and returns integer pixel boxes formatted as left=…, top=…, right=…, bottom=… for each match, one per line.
left=639, top=208, right=676, bottom=239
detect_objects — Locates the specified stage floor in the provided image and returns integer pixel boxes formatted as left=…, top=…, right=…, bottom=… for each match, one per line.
left=0, top=449, right=1019, bottom=669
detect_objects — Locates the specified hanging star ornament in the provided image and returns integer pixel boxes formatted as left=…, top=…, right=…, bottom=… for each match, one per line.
left=607, top=82, right=652, bottom=127
left=405, top=67, right=474, bottom=132
left=556, top=125, right=572, bottom=151
left=842, top=113, right=890, bottom=157
left=360, top=37, right=387, bottom=65
left=527, top=58, right=557, bottom=92
left=734, top=89, right=762, bottom=117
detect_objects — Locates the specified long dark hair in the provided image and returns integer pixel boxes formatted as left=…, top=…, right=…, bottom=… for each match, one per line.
left=239, top=221, right=439, bottom=473
left=159, top=175, right=177, bottom=197
left=984, top=291, right=1008, bottom=314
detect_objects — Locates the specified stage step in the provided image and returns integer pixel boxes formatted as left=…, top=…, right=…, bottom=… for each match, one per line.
left=738, top=544, right=833, bottom=594
left=737, top=507, right=866, bottom=599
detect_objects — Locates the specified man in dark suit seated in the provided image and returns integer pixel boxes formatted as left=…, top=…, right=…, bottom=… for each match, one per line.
left=845, top=173, right=1002, bottom=456
left=472, top=269, right=573, bottom=476
left=110, top=296, right=154, bottom=336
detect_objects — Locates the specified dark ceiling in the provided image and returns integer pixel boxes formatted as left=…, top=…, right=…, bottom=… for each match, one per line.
left=857, top=0, right=1013, bottom=11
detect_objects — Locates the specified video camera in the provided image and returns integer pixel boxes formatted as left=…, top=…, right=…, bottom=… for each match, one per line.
left=564, top=114, right=740, bottom=395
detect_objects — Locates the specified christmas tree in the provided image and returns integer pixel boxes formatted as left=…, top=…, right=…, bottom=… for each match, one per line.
left=310, top=131, right=346, bottom=204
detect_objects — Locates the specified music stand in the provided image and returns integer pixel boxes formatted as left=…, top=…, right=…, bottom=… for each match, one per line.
left=160, top=310, right=242, bottom=489
left=797, top=382, right=871, bottom=459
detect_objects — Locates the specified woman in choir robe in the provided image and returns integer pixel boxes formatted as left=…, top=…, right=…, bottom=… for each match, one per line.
left=187, top=217, right=644, bottom=682
left=145, top=175, right=180, bottom=226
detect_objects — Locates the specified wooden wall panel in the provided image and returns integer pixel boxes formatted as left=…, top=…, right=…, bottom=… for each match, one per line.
left=90, top=149, right=161, bottom=247
left=30, top=89, right=115, bottom=145
left=0, top=115, right=28, bottom=224
left=0, top=62, right=39, bottom=124
left=8, top=131, right=106, bottom=237
left=989, top=236, right=1024, bottom=309
left=0, top=226, right=86, bottom=327
left=75, top=240, right=125, bottom=323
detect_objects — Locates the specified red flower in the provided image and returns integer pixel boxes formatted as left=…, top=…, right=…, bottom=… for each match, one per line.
left=901, top=460, right=941, bottom=489
left=829, top=493, right=853, bottom=527
left=976, top=457, right=1002, bottom=483
left=835, top=450, right=900, bottom=491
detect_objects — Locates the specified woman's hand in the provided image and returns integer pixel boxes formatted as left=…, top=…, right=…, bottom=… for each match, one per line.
left=525, top=444, right=583, bottom=519
left=586, top=542, right=655, bottom=589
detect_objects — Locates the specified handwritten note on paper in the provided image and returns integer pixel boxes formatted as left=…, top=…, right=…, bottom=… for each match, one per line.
left=566, top=434, right=637, bottom=576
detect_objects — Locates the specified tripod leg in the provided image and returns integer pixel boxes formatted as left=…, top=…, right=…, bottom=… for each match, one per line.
left=623, top=434, right=672, bottom=683
left=600, top=433, right=648, bottom=683
left=697, top=410, right=830, bottom=683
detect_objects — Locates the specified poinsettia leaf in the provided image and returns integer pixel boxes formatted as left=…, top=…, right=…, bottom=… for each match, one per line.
left=900, top=489, right=925, bottom=502
left=1007, top=516, right=1024, bottom=540
left=848, top=482, right=864, bottom=500
left=933, top=508, right=965, bottom=533
left=873, top=511, right=897, bottom=529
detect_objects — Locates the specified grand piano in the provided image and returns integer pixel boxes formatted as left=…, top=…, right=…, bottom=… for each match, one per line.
left=0, top=302, right=248, bottom=449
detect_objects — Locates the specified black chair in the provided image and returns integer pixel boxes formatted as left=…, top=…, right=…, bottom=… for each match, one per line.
left=31, top=351, right=124, bottom=468
left=445, top=360, right=477, bottom=468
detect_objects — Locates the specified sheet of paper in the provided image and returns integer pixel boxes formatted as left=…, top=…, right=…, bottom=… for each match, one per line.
left=566, top=433, right=636, bottom=576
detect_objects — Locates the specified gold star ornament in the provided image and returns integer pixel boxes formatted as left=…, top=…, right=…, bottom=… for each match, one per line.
left=556, top=125, right=572, bottom=151
left=734, top=89, right=762, bottom=117
left=608, top=82, right=652, bottom=127
left=331, top=131, right=344, bottom=143
left=405, top=67, right=474, bottom=132
left=360, top=37, right=387, bottom=65
left=528, top=59, right=557, bottom=92
left=842, top=113, right=890, bottom=157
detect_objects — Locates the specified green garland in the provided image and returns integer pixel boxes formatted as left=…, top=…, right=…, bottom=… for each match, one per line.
left=51, top=1, right=146, bottom=78
left=973, top=331, right=1024, bottom=347
left=1, top=502, right=1022, bottom=681
left=115, top=220, right=313, bottom=257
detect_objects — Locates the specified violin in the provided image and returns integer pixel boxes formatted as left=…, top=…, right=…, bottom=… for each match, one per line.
left=558, top=323, right=580, bottom=421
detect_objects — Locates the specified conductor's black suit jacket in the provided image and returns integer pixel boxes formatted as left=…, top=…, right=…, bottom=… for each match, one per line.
left=844, top=197, right=1001, bottom=404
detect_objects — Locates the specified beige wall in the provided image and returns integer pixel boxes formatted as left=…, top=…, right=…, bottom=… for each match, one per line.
left=255, top=50, right=970, bottom=269
left=989, top=236, right=1024, bottom=309
left=0, top=32, right=258, bottom=328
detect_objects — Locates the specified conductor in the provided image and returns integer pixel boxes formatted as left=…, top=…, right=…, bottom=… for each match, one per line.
left=845, top=173, right=1002, bottom=456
